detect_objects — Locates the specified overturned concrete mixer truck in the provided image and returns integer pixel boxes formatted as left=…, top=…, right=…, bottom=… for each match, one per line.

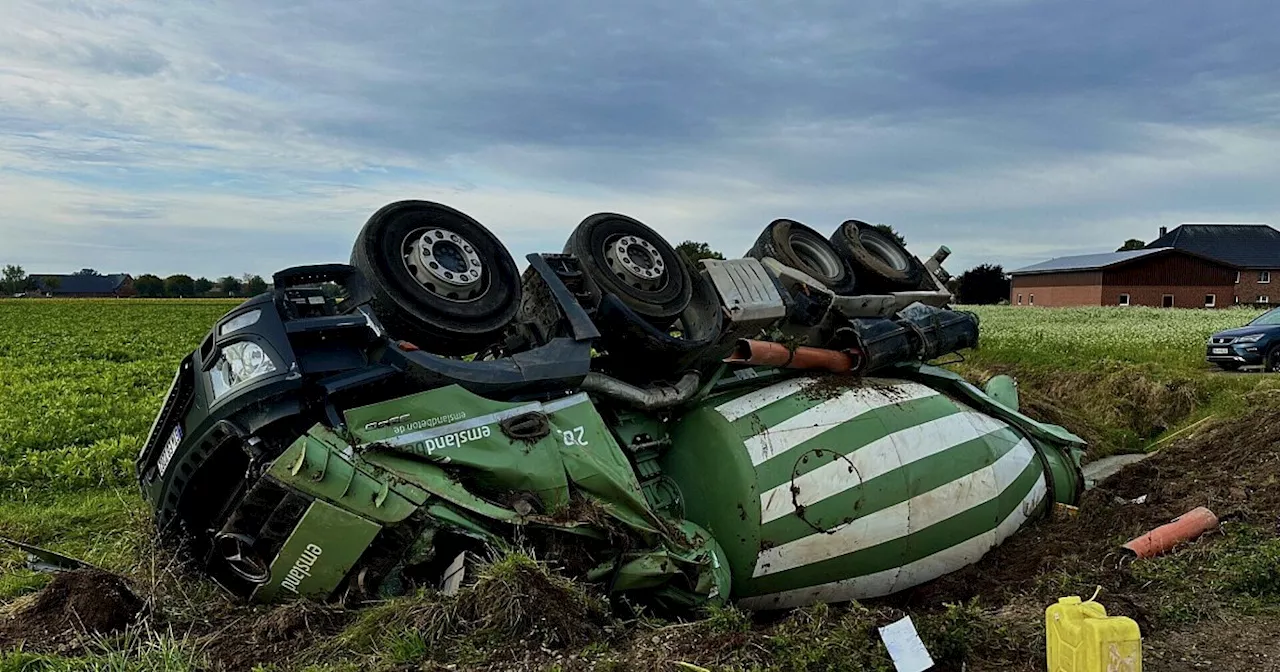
left=136, top=201, right=1084, bottom=611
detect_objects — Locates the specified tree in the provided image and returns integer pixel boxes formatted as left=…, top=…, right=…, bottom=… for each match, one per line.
left=2, top=264, right=27, bottom=295
left=218, top=276, right=243, bottom=297
left=39, top=276, right=60, bottom=293
left=164, top=274, right=195, bottom=298
left=675, top=241, right=725, bottom=266
left=134, top=274, right=165, bottom=298
left=1116, top=239, right=1146, bottom=252
left=956, top=264, right=1011, bottom=305
left=873, top=224, right=907, bottom=248
left=193, top=277, right=214, bottom=296
left=73, top=268, right=100, bottom=276
left=244, top=275, right=269, bottom=296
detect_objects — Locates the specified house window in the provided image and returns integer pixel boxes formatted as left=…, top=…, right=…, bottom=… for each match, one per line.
left=1235, top=271, right=1241, bottom=284
left=1118, top=294, right=1130, bottom=306
left=1205, top=294, right=1216, bottom=308
left=1017, top=294, right=1022, bottom=305
left=1236, top=295, right=1241, bottom=304
left=1029, top=294, right=1035, bottom=305
left=1261, top=271, right=1271, bottom=284
left=1162, top=294, right=1174, bottom=308
left=1259, top=296, right=1270, bottom=304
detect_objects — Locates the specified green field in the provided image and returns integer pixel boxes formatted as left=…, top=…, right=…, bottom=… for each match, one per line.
left=961, top=304, right=1267, bottom=372
left=1, top=299, right=1277, bottom=670
left=0, top=300, right=237, bottom=597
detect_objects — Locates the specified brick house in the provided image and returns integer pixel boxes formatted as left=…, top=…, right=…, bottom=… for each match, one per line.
left=1009, top=248, right=1235, bottom=308
left=1146, top=223, right=1280, bottom=307
left=30, top=273, right=137, bottom=298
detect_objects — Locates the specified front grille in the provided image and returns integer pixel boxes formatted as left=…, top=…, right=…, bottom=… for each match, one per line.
left=1212, top=337, right=1237, bottom=345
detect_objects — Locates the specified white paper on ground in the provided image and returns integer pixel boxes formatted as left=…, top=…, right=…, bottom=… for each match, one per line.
left=878, top=616, right=935, bottom=672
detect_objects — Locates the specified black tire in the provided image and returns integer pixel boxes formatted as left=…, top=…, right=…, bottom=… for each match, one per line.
left=564, top=213, right=692, bottom=324
left=829, top=220, right=927, bottom=293
left=350, top=200, right=521, bottom=354
left=746, top=219, right=857, bottom=295
left=1268, top=347, right=1280, bottom=373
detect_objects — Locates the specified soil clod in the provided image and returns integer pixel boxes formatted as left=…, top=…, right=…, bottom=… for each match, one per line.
left=0, top=569, right=143, bottom=646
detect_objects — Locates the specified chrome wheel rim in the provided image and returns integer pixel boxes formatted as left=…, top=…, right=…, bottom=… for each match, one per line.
left=402, top=227, right=485, bottom=302
left=605, top=234, right=666, bottom=291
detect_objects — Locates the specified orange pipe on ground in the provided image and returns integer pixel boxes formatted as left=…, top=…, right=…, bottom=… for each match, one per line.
left=1122, top=506, right=1219, bottom=559
left=726, top=340, right=862, bottom=373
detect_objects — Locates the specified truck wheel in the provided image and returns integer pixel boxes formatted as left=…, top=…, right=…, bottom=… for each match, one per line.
left=565, top=213, right=692, bottom=325
left=1268, top=347, right=1280, bottom=373
left=747, top=219, right=857, bottom=294
left=829, top=220, right=926, bottom=292
left=351, top=200, right=521, bottom=354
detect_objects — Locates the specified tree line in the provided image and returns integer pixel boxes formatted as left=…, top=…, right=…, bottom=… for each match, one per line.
left=132, top=273, right=269, bottom=298
left=1, top=264, right=269, bottom=298
left=12, top=230, right=1141, bottom=304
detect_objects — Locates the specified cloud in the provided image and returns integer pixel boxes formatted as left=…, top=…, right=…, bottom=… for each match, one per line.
left=1, top=0, right=1279, bottom=280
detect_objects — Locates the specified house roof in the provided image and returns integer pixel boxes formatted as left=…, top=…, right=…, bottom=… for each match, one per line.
left=33, top=274, right=132, bottom=294
left=1010, top=248, right=1172, bottom=275
left=1147, top=223, right=1280, bottom=269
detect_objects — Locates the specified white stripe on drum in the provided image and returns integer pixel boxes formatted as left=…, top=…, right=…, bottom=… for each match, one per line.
left=752, top=439, right=1037, bottom=578
left=714, top=378, right=812, bottom=423
left=758, top=411, right=1012, bottom=524
left=742, top=383, right=940, bottom=466
left=738, top=472, right=1047, bottom=610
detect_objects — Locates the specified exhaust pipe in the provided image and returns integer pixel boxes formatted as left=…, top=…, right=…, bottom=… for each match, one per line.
left=580, top=371, right=702, bottom=411
left=725, top=340, right=863, bottom=374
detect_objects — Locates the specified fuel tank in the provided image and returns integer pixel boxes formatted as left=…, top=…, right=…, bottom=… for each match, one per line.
left=660, top=374, right=1081, bottom=610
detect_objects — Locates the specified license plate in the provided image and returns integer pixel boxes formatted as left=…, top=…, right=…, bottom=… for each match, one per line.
left=1212, top=347, right=1229, bottom=355
left=157, top=425, right=183, bottom=475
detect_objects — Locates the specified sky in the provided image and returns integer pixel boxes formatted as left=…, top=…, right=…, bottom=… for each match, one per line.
left=3, top=0, right=1279, bottom=279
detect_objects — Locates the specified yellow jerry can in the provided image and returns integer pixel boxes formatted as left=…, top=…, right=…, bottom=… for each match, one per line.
left=1046, top=595, right=1142, bottom=672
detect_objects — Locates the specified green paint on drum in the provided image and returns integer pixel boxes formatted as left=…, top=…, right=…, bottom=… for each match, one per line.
left=663, top=374, right=1063, bottom=607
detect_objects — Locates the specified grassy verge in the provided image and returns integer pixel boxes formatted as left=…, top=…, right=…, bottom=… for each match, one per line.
left=954, top=305, right=1278, bottom=457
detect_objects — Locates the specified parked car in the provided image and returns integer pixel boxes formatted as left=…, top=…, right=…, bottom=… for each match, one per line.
left=1207, top=307, right=1280, bottom=371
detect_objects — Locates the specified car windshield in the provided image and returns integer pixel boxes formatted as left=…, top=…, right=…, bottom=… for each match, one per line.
left=1250, top=308, right=1280, bottom=326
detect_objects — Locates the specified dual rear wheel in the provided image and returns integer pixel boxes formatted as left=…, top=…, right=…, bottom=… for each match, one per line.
left=352, top=202, right=937, bottom=354
left=352, top=202, right=698, bottom=354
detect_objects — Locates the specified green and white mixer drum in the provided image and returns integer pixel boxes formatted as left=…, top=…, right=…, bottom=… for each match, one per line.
left=661, top=375, right=1072, bottom=609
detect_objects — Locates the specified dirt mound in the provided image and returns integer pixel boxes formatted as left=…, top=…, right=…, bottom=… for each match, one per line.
left=0, top=569, right=143, bottom=646
left=886, top=404, right=1280, bottom=667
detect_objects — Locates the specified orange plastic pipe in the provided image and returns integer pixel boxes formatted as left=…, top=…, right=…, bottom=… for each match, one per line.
left=1122, top=506, right=1219, bottom=559
left=725, top=340, right=863, bottom=373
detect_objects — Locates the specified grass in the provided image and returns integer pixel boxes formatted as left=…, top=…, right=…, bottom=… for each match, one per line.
left=960, top=304, right=1267, bottom=374
left=0, top=626, right=206, bottom=672
left=4, top=299, right=1280, bottom=670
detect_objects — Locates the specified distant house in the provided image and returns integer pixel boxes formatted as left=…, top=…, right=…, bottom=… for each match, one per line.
left=31, top=274, right=137, bottom=298
left=1147, top=223, right=1280, bottom=306
left=1008, top=248, right=1235, bottom=309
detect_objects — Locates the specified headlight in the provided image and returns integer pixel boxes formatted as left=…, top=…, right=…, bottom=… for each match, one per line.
left=1237, top=333, right=1266, bottom=343
left=209, top=341, right=277, bottom=399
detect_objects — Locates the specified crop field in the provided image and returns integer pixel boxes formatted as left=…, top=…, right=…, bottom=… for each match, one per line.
left=960, top=304, right=1268, bottom=372
left=3, top=299, right=1280, bottom=670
